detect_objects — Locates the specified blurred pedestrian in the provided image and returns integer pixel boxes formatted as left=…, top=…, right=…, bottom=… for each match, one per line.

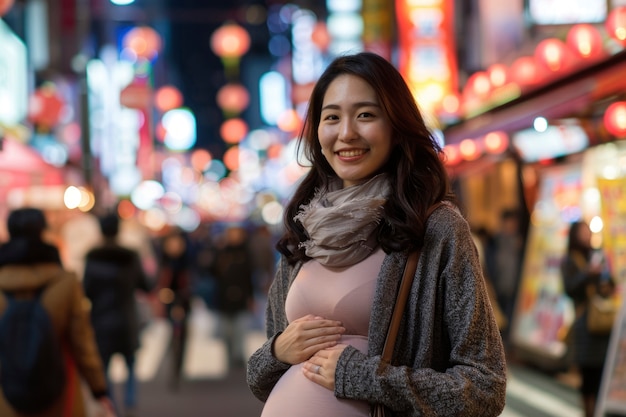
left=0, top=207, right=115, bottom=417
left=561, top=220, right=615, bottom=417
left=248, top=224, right=276, bottom=330
left=83, top=212, right=152, bottom=417
left=210, top=224, right=255, bottom=369
left=491, top=208, right=523, bottom=347
left=154, top=227, right=193, bottom=390
left=189, top=222, right=218, bottom=311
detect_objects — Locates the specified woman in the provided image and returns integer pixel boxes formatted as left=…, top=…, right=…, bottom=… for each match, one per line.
left=0, top=207, right=115, bottom=417
left=561, top=221, right=614, bottom=417
left=246, top=52, right=506, bottom=416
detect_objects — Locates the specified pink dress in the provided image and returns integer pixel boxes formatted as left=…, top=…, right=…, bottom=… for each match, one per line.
left=260, top=248, right=385, bottom=417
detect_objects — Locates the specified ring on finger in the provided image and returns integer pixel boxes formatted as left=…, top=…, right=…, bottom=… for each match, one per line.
left=314, top=364, right=321, bottom=374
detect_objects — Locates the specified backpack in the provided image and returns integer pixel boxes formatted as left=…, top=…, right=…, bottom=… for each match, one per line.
left=0, top=285, right=66, bottom=413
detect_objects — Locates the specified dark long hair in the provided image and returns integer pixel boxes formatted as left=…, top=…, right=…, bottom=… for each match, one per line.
left=566, top=221, right=592, bottom=259
left=277, top=52, right=456, bottom=264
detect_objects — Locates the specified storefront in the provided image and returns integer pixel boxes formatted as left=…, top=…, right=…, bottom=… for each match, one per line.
left=442, top=47, right=626, bottom=369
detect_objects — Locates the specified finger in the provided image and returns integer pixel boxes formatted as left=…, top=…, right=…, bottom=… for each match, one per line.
left=295, top=315, right=343, bottom=327
left=303, top=362, right=323, bottom=377
left=301, top=340, right=340, bottom=358
left=313, top=343, right=348, bottom=358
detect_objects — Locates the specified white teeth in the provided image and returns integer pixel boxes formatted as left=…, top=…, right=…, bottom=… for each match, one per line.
left=337, top=150, right=365, bottom=157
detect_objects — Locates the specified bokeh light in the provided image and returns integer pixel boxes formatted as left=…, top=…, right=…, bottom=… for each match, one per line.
left=162, top=108, right=197, bottom=151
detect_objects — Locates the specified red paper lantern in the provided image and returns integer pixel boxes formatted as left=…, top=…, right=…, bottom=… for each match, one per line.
left=442, top=144, right=462, bottom=166
left=216, top=84, right=250, bottom=114
left=487, top=64, right=508, bottom=88
left=277, top=109, right=301, bottom=133
left=567, top=24, right=604, bottom=60
left=604, top=101, right=626, bottom=137
left=465, top=71, right=491, bottom=99
left=190, top=149, right=212, bottom=172
left=220, top=118, right=248, bottom=144
left=223, top=146, right=240, bottom=171
left=0, top=0, right=14, bottom=16
left=123, top=26, right=162, bottom=60
left=606, top=6, right=626, bottom=46
left=311, top=22, right=331, bottom=51
left=211, top=23, right=251, bottom=59
left=535, top=38, right=570, bottom=73
left=459, top=139, right=481, bottom=161
left=155, top=86, right=183, bottom=112
left=508, top=56, right=541, bottom=87
left=483, top=131, right=509, bottom=154
left=28, top=86, right=65, bottom=127
left=440, top=92, right=461, bottom=115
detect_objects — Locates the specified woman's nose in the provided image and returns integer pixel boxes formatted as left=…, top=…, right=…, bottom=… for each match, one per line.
left=338, top=119, right=357, bottom=142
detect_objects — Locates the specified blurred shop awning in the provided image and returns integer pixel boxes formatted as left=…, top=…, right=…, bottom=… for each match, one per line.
left=0, top=137, right=65, bottom=189
left=442, top=49, right=626, bottom=145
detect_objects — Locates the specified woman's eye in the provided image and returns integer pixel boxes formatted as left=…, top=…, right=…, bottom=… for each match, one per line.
left=323, top=114, right=339, bottom=121
left=358, top=112, right=374, bottom=118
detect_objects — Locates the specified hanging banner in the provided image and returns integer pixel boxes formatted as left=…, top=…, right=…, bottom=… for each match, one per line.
left=395, top=0, right=458, bottom=116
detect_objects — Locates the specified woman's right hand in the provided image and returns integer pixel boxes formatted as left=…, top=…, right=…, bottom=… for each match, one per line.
left=273, top=314, right=345, bottom=365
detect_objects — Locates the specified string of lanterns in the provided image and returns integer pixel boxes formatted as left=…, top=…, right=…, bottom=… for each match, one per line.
left=444, top=7, right=626, bottom=166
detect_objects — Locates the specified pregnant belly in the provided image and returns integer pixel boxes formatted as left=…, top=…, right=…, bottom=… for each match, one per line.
left=260, top=335, right=369, bottom=417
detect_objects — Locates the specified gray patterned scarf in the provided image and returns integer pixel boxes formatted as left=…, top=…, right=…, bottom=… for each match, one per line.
left=295, top=174, right=390, bottom=267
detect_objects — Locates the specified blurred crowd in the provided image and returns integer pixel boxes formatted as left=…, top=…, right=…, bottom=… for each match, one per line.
left=0, top=207, right=277, bottom=417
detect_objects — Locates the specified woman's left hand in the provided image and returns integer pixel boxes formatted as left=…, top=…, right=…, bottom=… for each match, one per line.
left=302, top=343, right=348, bottom=390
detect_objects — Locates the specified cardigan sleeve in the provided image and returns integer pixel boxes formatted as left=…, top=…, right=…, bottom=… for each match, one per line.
left=334, top=206, right=507, bottom=417
left=246, top=256, right=294, bottom=401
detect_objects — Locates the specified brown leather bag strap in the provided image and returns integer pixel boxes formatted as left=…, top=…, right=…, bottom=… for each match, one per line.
left=380, top=202, right=445, bottom=363
left=381, top=249, right=420, bottom=362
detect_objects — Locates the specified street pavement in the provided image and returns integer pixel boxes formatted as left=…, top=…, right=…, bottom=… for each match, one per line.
left=97, top=300, right=583, bottom=417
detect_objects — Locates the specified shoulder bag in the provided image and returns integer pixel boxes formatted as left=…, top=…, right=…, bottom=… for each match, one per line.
left=587, top=284, right=617, bottom=335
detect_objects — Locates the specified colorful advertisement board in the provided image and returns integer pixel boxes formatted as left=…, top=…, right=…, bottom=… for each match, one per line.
left=512, top=163, right=581, bottom=362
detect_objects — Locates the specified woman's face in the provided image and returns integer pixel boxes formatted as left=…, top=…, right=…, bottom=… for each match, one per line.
left=318, top=74, right=393, bottom=188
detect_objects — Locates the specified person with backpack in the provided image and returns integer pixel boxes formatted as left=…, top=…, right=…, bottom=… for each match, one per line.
left=0, top=207, right=115, bottom=417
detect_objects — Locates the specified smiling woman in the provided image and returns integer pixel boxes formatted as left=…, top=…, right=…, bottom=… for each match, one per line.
left=246, top=52, right=507, bottom=417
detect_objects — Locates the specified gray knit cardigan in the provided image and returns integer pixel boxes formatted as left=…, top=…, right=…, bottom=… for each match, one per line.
left=246, top=204, right=507, bottom=416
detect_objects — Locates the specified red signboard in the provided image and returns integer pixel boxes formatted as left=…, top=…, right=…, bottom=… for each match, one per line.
left=120, top=82, right=152, bottom=110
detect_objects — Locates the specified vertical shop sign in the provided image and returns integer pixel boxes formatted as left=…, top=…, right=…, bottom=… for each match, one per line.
left=395, top=0, right=458, bottom=116
left=0, top=19, right=27, bottom=126
left=362, top=0, right=394, bottom=60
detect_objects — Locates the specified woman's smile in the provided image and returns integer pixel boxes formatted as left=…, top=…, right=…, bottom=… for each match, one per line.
left=336, top=148, right=369, bottom=160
